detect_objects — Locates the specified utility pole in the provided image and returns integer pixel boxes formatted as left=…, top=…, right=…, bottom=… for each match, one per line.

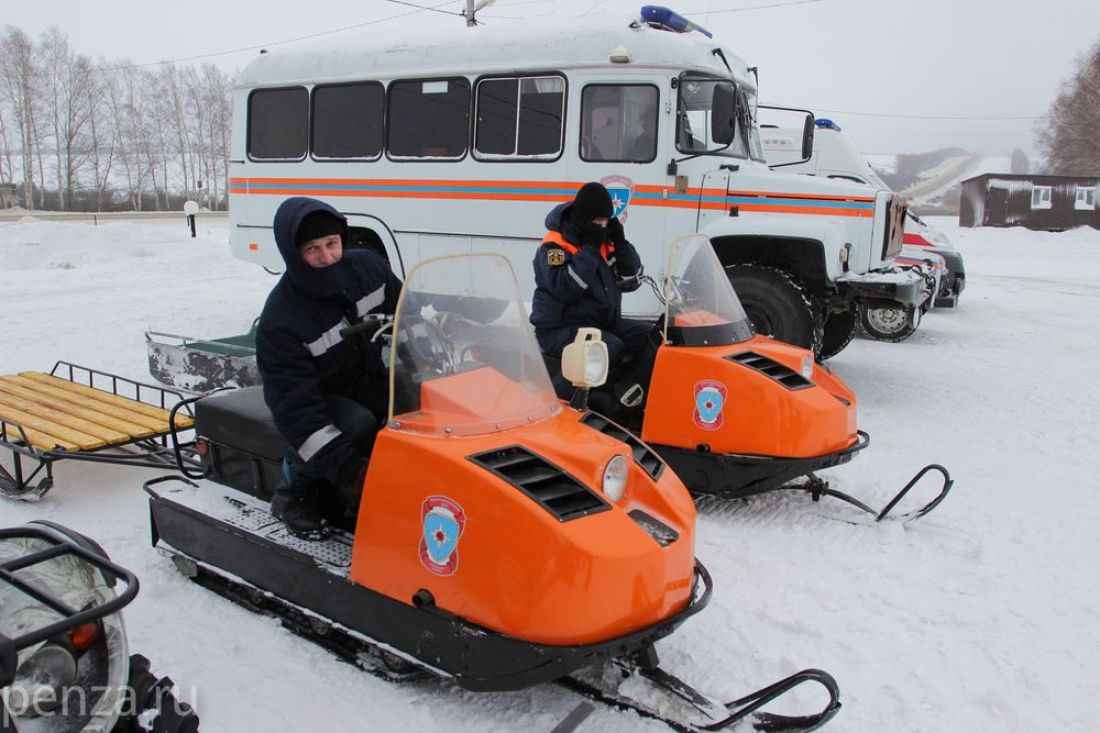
left=464, top=0, right=494, bottom=26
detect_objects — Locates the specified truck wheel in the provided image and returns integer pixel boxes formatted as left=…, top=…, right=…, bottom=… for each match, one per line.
left=819, top=305, right=859, bottom=360
left=726, top=265, right=823, bottom=353
left=859, top=303, right=920, bottom=343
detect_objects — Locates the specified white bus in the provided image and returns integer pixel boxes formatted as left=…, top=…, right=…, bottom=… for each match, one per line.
left=227, top=6, right=927, bottom=359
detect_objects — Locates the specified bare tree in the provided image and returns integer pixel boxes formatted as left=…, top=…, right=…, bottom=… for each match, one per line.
left=1037, top=39, right=1100, bottom=175
left=3, top=23, right=235, bottom=211
left=40, top=27, right=97, bottom=210
left=86, top=59, right=115, bottom=210
left=0, top=26, right=39, bottom=208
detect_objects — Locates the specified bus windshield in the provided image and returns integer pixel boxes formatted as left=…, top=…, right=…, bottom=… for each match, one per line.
left=662, top=234, right=754, bottom=347
left=389, top=253, right=560, bottom=436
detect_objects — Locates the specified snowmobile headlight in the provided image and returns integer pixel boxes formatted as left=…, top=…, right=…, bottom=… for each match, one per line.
left=800, top=354, right=814, bottom=380
left=562, top=328, right=609, bottom=388
left=602, top=455, right=629, bottom=503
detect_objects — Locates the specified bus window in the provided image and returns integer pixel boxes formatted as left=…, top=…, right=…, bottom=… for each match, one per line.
left=312, top=82, right=385, bottom=160
left=387, top=78, right=470, bottom=160
left=474, top=75, right=565, bottom=160
left=580, top=85, right=659, bottom=163
left=249, top=87, right=309, bottom=161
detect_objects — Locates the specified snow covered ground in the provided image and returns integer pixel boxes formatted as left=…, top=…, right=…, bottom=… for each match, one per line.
left=2, top=216, right=1099, bottom=732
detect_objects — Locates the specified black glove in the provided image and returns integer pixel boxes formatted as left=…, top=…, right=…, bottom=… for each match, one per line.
left=606, top=217, right=627, bottom=247
left=578, top=220, right=606, bottom=250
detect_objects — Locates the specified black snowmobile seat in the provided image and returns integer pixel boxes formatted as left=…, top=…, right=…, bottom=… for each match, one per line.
left=195, top=387, right=286, bottom=461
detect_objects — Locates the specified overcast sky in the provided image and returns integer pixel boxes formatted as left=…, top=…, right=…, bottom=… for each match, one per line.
left=7, top=0, right=1100, bottom=159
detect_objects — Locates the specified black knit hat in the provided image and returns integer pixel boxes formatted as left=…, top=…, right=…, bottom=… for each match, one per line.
left=295, top=210, right=345, bottom=248
left=571, top=182, right=614, bottom=221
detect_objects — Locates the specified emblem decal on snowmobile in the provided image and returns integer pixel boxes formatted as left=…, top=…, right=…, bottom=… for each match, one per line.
left=692, top=380, right=727, bottom=431
left=600, top=175, right=634, bottom=222
left=419, top=496, right=467, bottom=576
left=546, top=248, right=566, bottom=266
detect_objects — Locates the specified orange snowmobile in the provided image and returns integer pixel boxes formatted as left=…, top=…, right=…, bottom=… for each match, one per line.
left=147, top=254, right=840, bottom=730
left=551, top=235, right=952, bottom=521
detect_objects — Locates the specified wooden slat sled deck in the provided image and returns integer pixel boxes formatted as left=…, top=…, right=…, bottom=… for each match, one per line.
left=0, top=362, right=197, bottom=499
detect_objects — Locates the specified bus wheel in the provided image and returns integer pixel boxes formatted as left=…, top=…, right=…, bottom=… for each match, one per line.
left=819, top=304, right=859, bottom=360
left=859, top=303, right=920, bottom=342
left=726, top=265, right=822, bottom=353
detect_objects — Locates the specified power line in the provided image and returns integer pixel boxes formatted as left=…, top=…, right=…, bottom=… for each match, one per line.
left=684, top=0, right=824, bottom=16
left=773, top=106, right=1042, bottom=121
left=89, top=1, right=464, bottom=72
left=816, top=108, right=1041, bottom=121
left=381, top=0, right=466, bottom=18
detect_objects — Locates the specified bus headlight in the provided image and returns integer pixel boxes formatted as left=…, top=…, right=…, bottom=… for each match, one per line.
left=602, top=455, right=629, bottom=502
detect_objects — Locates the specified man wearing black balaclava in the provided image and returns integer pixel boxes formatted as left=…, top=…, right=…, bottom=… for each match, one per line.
left=256, top=197, right=403, bottom=540
left=530, top=182, right=649, bottom=399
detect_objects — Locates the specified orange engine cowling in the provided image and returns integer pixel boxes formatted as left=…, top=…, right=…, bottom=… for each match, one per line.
left=349, top=408, right=697, bottom=646
left=641, top=335, right=857, bottom=459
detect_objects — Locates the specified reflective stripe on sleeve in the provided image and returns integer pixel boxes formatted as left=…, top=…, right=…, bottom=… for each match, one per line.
left=567, top=266, right=588, bottom=289
left=355, top=285, right=386, bottom=317
left=304, top=318, right=350, bottom=357
left=297, top=424, right=341, bottom=462
left=607, top=256, right=617, bottom=267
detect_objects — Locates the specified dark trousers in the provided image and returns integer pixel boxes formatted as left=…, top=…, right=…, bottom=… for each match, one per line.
left=283, top=393, right=380, bottom=491
left=538, top=319, right=654, bottom=399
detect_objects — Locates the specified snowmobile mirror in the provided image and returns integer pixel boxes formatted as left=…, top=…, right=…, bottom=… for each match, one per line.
left=561, top=328, right=608, bottom=389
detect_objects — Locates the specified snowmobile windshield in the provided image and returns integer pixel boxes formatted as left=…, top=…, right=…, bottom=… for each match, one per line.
left=388, top=253, right=560, bottom=436
left=662, top=234, right=754, bottom=347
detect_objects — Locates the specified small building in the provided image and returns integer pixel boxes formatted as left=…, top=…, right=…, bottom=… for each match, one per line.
left=0, top=183, right=16, bottom=209
left=959, top=174, right=1099, bottom=230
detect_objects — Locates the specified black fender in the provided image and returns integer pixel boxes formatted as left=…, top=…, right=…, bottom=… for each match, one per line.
left=708, top=235, right=830, bottom=296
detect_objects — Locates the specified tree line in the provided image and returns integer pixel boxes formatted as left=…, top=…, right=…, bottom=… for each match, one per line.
left=0, top=25, right=233, bottom=212
left=1037, top=39, right=1100, bottom=176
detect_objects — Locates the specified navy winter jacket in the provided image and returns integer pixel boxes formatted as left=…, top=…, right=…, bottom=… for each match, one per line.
left=530, top=203, right=642, bottom=337
left=256, top=197, right=402, bottom=484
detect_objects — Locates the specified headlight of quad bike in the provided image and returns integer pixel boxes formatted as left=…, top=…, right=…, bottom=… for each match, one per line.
left=602, top=455, right=629, bottom=503
left=0, top=533, right=131, bottom=732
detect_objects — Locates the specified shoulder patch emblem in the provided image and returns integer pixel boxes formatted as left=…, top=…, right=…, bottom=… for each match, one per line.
left=546, top=248, right=567, bottom=266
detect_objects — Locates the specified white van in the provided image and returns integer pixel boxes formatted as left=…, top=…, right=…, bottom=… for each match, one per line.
left=762, top=119, right=966, bottom=312
left=227, top=6, right=929, bottom=360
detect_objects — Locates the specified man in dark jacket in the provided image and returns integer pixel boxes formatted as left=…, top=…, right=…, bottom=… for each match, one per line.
left=257, top=197, right=403, bottom=539
left=530, top=182, right=650, bottom=398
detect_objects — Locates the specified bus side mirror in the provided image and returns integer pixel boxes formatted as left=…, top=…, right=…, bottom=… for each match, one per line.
left=801, top=113, right=816, bottom=160
left=561, top=328, right=609, bottom=389
left=711, top=83, right=735, bottom=145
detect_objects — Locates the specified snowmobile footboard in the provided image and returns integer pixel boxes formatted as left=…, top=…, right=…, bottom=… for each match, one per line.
left=0, top=361, right=196, bottom=500
left=145, top=477, right=711, bottom=692
left=653, top=431, right=870, bottom=499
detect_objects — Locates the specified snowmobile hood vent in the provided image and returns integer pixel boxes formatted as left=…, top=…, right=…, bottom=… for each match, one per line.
left=579, top=413, right=665, bottom=480
left=628, top=510, right=679, bottom=547
left=725, top=351, right=813, bottom=390
left=468, top=446, right=610, bottom=522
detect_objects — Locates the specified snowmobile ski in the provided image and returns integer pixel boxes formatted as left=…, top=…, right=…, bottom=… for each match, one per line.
left=557, top=644, right=840, bottom=732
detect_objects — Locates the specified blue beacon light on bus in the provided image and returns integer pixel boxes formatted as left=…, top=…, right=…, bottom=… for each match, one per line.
left=815, top=118, right=842, bottom=131
left=640, top=6, right=714, bottom=38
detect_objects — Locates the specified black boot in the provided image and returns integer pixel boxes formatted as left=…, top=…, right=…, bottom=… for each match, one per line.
left=271, top=486, right=330, bottom=540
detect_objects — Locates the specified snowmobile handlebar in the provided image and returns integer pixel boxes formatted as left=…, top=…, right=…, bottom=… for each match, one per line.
left=340, top=314, right=393, bottom=340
